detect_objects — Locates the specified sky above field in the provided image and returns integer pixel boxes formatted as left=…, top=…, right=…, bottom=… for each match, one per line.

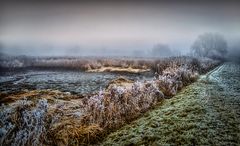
left=0, top=0, right=240, bottom=56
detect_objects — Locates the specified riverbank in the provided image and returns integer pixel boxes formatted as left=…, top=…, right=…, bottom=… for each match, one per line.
left=102, top=62, right=240, bottom=145
left=0, top=57, right=221, bottom=146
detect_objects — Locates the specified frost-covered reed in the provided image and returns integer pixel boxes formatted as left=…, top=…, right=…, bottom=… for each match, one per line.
left=0, top=99, right=48, bottom=146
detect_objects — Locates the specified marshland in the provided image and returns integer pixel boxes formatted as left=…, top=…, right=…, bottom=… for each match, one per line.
left=1, top=0, right=240, bottom=146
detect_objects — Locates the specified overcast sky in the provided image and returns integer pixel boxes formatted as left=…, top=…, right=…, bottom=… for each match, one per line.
left=0, top=0, right=240, bottom=56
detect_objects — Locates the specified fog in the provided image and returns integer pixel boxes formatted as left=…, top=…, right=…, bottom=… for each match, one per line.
left=0, top=0, right=240, bottom=57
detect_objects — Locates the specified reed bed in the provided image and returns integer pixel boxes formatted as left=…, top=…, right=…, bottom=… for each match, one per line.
left=0, top=57, right=220, bottom=145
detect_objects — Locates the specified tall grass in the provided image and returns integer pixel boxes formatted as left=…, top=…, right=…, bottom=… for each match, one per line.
left=47, top=57, right=220, bottom=145
left=0, top=56, right=220, bottom=145
left=1, top=56, right=219, bottom=75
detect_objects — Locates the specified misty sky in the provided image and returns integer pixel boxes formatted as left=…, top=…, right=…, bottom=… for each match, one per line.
left=0, top=0, right=240, bottom=56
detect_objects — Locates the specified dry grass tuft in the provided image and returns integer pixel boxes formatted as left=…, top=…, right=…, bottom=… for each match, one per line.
left=0, top=89, right=79, bottom=104
left=48, top=121, right=103, bottom=146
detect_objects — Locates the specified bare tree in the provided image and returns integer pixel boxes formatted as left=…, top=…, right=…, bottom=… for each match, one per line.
left=191, top=33, right=227, bottom=60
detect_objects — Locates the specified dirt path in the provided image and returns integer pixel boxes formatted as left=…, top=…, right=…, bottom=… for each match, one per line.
left=101, top=62, right=240, bottom=145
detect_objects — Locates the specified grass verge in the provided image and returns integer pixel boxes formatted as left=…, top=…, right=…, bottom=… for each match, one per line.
left=102, top=63, right=240, bottom=145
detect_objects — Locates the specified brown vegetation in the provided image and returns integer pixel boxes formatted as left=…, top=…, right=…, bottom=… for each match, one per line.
left=0, top=56, right=221, bottom=146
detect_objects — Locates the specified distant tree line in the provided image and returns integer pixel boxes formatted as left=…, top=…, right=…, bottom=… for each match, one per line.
left=137, top=32, right=228, bottom=60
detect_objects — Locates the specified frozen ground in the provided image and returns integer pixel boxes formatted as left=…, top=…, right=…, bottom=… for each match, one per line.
left=0, top=70, right=152, bottom=95
left=102, top=62, right=240, bottom=145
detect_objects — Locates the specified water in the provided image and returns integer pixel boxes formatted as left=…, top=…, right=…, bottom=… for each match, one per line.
left=0, top=69, right=153, bottom=95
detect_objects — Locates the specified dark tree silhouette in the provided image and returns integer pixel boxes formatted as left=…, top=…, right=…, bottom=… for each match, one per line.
left=191, top=33, right=227, bottom=60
